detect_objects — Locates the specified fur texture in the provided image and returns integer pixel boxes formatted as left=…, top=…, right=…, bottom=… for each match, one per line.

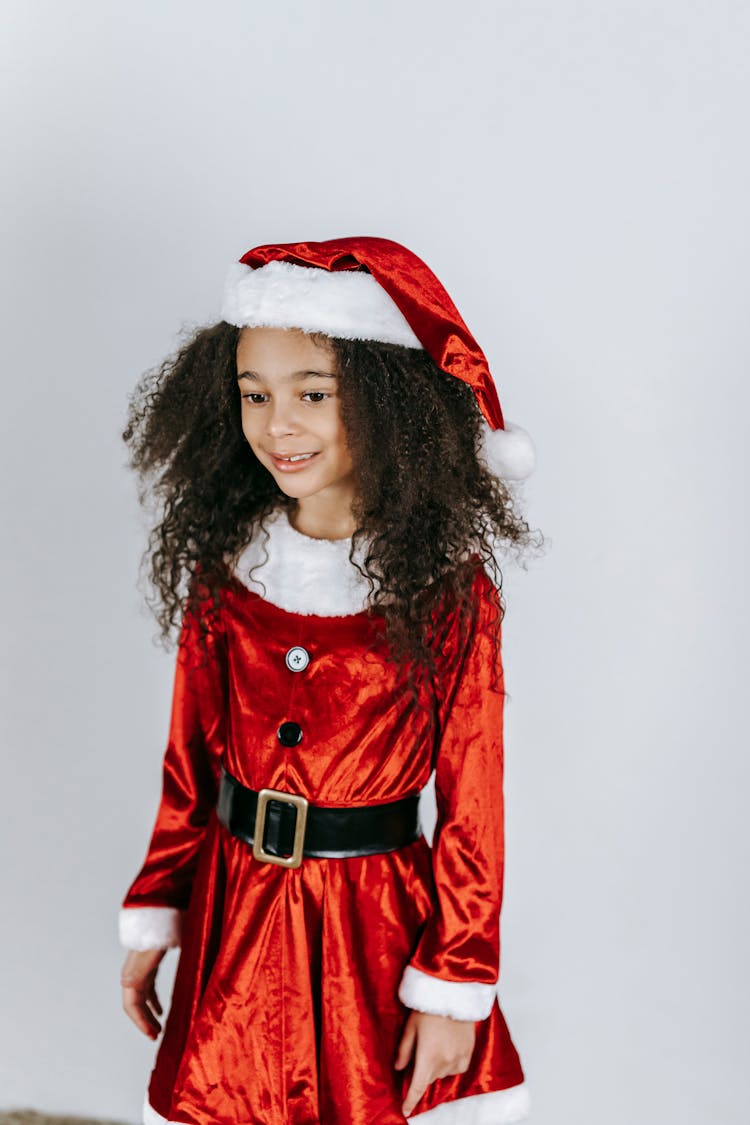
left=221, top=260, right=423, bottom=348
left=118, top=905, right=183, bottom=951
left=232, top=506, right=373, bottom=616
left=409, top=1082, right=532, bottom=1124
left=398, top=964, right=498, bottom=1022
left=480, top=420, right=536, bottom=481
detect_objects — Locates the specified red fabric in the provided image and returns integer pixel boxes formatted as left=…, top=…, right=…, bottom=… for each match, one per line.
left=238, top=237, right=506, bottom=431
left=121, top=564, right=525, bottom=1123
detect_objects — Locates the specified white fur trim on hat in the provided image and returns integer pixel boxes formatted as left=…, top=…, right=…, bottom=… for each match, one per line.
left=398, top=963, right=498, bottom=1021
left=118, top=905, right=184, bottom=951
left=480, top=420, right=536, bottom=481
left=221, top=259, right=423, bottom=347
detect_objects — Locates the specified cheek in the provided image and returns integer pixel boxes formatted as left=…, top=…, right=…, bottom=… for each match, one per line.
left=338, top=438, right=354, bottom=470
left=324, top=409, right=352, bottom=463
left=327, top=430, right=353, bottom=470
left=241, top=411, right=262, bottom=448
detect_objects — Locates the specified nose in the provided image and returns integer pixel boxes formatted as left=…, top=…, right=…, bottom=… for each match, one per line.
left=265, top=397, right=300, bottom=438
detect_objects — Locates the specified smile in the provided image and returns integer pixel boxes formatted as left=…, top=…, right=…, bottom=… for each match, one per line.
left=269, top=451, right=320, bottom=472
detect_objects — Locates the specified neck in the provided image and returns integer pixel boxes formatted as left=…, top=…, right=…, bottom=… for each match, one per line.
left=288, top=493, right=357, bottom=541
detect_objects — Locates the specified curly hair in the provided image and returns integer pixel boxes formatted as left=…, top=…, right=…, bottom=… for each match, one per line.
left=121, top=321, right=544, bottom=710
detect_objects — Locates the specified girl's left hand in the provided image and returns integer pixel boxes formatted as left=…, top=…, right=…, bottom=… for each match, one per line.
left=394, top=1009, right=477, bottom=1117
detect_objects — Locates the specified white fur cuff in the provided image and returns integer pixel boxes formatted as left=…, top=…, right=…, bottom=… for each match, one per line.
left=398, top=964, right=497, bottom=1021
left=118, top=906, right=184, bottom=951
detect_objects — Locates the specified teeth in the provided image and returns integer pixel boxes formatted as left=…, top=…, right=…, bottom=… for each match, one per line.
left=285, top=454, right=314, bottom=462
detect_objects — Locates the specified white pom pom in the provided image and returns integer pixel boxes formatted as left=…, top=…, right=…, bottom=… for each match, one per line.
left=480, top=420, right=536, bottom=480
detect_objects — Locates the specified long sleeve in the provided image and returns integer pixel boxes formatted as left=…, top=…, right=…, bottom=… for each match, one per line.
left=118, top=600, right=227, bottom=952
left=398, top=564, right=507, bottom=1021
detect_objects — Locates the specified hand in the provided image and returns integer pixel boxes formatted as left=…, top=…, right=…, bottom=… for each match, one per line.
left=394, top=1009, right=477, bottom=1117
left=121, top=947, right=168, bottom=1040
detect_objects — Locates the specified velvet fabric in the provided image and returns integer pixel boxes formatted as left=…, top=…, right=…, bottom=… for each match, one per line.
left=121, top=558, right=526, bottom=1123
left=236, top=237, right=506, bottom=431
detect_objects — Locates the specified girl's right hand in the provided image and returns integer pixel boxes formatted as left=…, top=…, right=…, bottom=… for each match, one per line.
left=121, top=948, right=168, bottom=1039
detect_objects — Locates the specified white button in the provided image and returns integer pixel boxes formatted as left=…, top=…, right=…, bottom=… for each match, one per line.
left=285, top=646, right=310, bottom=672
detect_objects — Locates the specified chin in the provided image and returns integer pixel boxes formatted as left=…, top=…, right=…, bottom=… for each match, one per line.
left=270, top=473, right=327, bottom=500
left=276, top=482, right=315, bottom=499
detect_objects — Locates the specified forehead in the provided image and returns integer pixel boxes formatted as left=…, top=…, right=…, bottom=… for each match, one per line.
left=236, top=325, right=336, bottom=374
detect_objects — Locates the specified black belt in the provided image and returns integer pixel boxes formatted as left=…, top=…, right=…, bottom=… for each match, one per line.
left=216, top=764, right=422, bottom=868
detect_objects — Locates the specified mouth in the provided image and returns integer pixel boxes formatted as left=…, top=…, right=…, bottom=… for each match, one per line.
left=269, top=451, right=321, bottom=472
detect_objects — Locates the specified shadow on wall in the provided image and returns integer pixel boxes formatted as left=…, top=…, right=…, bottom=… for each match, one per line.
left=0, top=1115, right=132, bottom=1125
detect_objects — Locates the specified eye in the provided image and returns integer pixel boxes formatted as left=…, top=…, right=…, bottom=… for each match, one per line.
left=241, top=393, right=268, bottom=405
left=302, top=391, right=329, bottom=403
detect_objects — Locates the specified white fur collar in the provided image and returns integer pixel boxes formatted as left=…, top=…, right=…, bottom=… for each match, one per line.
left=232, top=507, right=373, bottom=617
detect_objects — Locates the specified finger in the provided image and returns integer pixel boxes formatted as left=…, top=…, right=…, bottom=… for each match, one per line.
left=133, top=1003, right=162, bottom=1040
left=402, top=1061, right=431, bottom=1117
left=393, top=1016, right=417, bottom=1070
left=122, top=988, right=162, bottom=1039
left=123, top=994, right=161, bottom=1038
left=148, top=982, right=163, bottom=1016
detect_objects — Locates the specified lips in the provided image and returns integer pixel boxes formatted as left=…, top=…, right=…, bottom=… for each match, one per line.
left=269, top=451, right=321, bottom=473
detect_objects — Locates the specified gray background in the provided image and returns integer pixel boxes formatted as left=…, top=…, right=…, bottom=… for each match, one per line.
left=1, top=1, right=748, bottom=1122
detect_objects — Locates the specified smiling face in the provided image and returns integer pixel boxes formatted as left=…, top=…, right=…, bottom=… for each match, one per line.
left=236, top=326, right=357, bottom=514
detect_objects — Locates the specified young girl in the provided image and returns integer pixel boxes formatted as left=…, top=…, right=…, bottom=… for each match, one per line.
left=118, top=236, right=541, bottom=1125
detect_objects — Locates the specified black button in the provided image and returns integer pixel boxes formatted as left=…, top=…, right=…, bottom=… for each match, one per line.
left=277, top=721, right=303, bottom=747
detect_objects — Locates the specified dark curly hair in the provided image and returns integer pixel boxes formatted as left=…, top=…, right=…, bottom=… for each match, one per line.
left=121, top=321, right=544, bottom=709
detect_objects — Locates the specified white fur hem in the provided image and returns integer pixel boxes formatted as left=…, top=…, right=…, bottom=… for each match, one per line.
left=119, top=906, right=183, bottom=951
left=221, top=259, right=423, bottom=348
left=410, top=1082, right=531, bottom=1123
left=398, top=964, right=498, bottom=1021
left=143, top=1082, right=531, bottom=1124
left=143, top=1096, right=187, bottom=1125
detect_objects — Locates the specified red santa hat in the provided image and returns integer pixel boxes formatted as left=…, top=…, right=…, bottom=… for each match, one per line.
left=220, top=236, right=536, bottom=481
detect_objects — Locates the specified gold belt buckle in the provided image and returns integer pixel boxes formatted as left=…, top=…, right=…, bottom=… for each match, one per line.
left=252, top=788, right=309, bottom=869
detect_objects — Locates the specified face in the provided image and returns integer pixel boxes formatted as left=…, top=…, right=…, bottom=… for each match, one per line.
left=236, top=326, right=356, bottom=505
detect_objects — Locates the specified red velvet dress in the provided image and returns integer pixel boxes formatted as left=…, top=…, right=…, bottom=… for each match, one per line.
left=119, top=508, right=530, bottom=1125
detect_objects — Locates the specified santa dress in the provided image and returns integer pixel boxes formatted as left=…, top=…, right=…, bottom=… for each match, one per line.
left=119, top=506, right=532, bottom=1125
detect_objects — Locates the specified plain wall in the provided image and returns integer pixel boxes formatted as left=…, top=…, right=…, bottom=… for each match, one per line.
left=1, top=1, right=748, bottom=1122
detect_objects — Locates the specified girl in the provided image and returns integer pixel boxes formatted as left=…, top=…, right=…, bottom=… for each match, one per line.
left=118, top=237, right=541, bottom=1125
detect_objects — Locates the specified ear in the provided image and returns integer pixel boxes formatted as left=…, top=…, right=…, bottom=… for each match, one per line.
left=480, top=420, right=536, bottom=481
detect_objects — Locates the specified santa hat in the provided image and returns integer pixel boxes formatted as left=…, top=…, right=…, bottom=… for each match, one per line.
left=220, top=236, right=535, bottom=481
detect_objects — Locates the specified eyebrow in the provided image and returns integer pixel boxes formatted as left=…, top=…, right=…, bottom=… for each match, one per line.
left=236, top=370, right=338, bottom=383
